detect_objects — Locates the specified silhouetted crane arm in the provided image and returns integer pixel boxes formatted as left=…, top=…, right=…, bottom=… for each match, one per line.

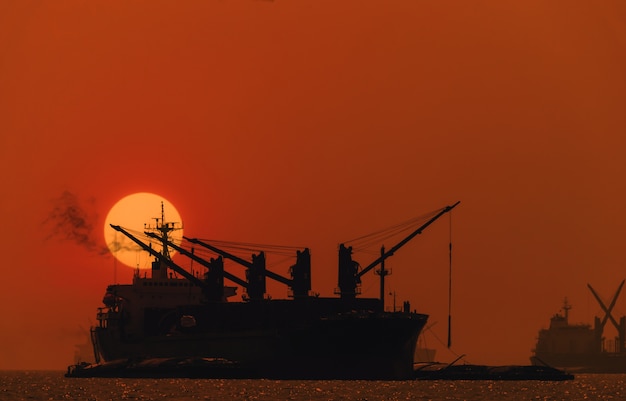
left=144, top=231, right=248, bottom=288
left=110, top=224, right=209, bottom=289
left=588, top=279, right=625, bottom=330
left=185, top=237, right=252, bottom=267
left=263, top=268, right=292, bottom=286
left=184, top=236, right=293, bottom=286
left=356, top=201, right=460, bottom=279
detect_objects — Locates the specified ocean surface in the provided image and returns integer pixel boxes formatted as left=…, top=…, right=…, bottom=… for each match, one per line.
left=1, top=371, right=625, bottom=400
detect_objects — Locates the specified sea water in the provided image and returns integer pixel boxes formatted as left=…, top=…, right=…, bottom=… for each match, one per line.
left=1, top=371, right=625, bottom=400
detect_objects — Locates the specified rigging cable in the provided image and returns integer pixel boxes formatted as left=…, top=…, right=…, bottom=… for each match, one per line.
left=424, top=322, right=466, bottom=361
left=448, top=209, right=453, bottom=348
left=345, top=208, right=443, bottom=252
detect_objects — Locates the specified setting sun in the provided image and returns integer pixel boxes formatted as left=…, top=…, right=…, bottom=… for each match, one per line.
left=104, top=192, right=183, bottom=269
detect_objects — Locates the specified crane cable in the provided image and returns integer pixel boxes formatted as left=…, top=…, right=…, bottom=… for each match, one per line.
left=448, top=210, right=453, bottom=348
left=344, top=208, right=444, bottom=252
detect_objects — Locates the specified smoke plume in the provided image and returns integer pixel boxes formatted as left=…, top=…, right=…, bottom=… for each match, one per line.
left=44, top=191, right=109, bottom=255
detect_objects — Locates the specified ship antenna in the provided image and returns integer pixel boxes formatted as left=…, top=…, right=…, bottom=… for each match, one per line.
left=159, top=201, right=171, bottom=259
left=161, top=201, right=165, bottom=229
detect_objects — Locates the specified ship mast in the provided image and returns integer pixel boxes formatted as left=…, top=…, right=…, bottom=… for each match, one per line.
left=144, top=201, right=181, bottom=280
left=562, top=298, right=571, bottom=323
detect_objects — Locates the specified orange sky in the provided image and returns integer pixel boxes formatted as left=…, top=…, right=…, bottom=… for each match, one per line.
left=1, top=0, right=626, bottom=370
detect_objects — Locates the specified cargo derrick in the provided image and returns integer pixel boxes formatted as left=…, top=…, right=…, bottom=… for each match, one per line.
left=588, top=280, right=626, bottom=354
left=110, top=224, right=209, bottom=291
left=337, top=201, right=460, bottom=309
left=111, top=225, right=311, bottom=303
left=144, top=231, right=243, bottom=302
left=185, top=237, right=311, bottom=301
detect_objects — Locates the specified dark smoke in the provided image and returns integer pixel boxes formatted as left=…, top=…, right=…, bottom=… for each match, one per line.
left=107, top=237, right=141, bottom=253
left=44, top=191, right=109, bottom=255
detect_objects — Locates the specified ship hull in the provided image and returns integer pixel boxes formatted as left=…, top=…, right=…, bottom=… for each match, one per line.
left=93, top=298, right=427, bottom=379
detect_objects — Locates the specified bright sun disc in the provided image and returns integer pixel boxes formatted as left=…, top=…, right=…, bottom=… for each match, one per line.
left=104, top=192, right=183, bottom=269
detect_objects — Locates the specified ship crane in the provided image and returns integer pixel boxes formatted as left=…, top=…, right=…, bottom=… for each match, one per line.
left=143, top=231, right=248, bottom=302
left=588, top=280, right=626, bottom=353
left=111, top=224, right=246, bottom=302
left=141, top=231, right=311, bottom=302
left=336, top=201, right=460, bottom=305
left=185, top=237, right=311, bottom=301
left=109, top=224, right=210, bottom=291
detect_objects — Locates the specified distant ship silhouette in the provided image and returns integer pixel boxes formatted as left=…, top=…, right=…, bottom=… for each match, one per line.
left=531, top=280, right=626, bottom=373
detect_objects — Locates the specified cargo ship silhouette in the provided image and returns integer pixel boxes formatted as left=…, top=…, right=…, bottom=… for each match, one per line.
left=531, top=280, right=626, bottom=373
left=67, top=202, right=460, bottom=379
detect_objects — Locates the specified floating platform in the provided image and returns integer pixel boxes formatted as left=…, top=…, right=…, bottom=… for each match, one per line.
left=66, top=357, right=252, bottom=379
left=413, top=362, right=574, bottom=381
left=66, top=358, right=574, bottom=381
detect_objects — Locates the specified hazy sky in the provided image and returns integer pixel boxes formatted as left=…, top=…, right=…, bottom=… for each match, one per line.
left=1, top=0, right=626, bottom=370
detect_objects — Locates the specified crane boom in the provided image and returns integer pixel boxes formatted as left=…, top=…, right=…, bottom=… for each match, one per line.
left=185, top=237, right=252, bottom=267
left=109, top=224, right=208, bottom=289
left=144, top=231, right=248, bottom=288
left=337, top=201, right=460, bottom=300
left=184, top=237, right=293, bottom=286
left=356, top=201, right=460, bottom=278
left=587, top=279, right=625, bottom=332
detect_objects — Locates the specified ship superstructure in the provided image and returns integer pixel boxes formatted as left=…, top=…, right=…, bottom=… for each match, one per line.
left=86, top=201, right=460, bottom=379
